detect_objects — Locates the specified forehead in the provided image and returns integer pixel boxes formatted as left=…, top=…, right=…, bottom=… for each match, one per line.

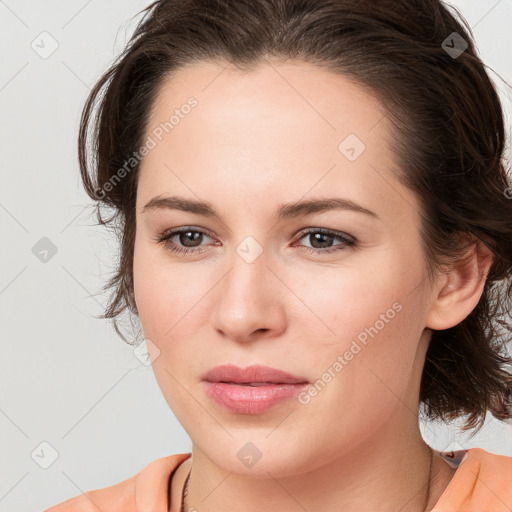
left=144, top=59, right=388, bottom=150
left=137, top=59, right=419, bottom=224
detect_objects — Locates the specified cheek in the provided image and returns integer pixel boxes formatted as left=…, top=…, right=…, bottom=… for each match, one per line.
left=302, top=252, right=428, bottom=387
left=132, top=241, right=207, bottom=413
left=294, top=253, right=420, bottom=338
left=133, top=239, right=214, bottom=348
left=299, top=266, right=428, bottom=436
left=133, top=237, right=173, bottom=338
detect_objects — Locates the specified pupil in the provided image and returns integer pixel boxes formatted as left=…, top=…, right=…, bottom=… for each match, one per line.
left=181, top=231, right=202, bottom=247
left=311, top=233, right=332, bottom=249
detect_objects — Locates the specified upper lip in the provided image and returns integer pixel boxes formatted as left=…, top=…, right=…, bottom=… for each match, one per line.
left=202, top=364, right=309, bottom=384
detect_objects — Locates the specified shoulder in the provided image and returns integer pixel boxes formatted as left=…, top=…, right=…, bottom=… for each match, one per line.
left=471, top=447, right=512, bottom=500
left=472, top=445, right=512, bottom=468
left=433, top=447, right=512, bottom=512
left=43, top=453, right=191, bottom=512
left=464, top=447, right=512, bottom=489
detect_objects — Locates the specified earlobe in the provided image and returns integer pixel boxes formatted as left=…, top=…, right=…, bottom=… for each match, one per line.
left=425, top=238, right=493, bottom=331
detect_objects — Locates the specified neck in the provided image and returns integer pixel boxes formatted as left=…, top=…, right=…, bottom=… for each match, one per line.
left=177, top=417, right=443, bottom=512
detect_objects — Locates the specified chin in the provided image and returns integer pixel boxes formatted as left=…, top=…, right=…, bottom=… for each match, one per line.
left=193, top=433, right=325, bottom=478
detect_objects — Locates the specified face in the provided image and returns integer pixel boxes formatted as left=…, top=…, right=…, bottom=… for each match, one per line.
left=133, top=59, right=436, bottom=477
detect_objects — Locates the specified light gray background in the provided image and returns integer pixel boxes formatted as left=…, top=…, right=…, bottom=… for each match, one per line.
left=1, top=1, right=511, bottom=511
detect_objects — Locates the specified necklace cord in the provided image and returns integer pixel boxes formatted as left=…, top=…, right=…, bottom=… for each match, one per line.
left=180, top=468, right=192, bottom=512
left=423, top=447, right=434, bottom=512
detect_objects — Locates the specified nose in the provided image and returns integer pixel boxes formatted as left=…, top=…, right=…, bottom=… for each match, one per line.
left=211, top=245, right=287, bottom=344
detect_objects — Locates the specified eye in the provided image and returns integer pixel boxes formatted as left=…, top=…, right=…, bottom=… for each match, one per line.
left=154, top=227, right=217, bottom=255
left=154, top=226, right=357, bottom=256
left=293, top=228, right=356, bottom=255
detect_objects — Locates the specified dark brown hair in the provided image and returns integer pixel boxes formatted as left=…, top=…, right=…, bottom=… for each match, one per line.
left=78, top=0, right=512, bottom=432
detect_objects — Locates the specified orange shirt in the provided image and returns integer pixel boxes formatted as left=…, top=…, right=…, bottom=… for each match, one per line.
left=44, top=448, right=512, bottom=512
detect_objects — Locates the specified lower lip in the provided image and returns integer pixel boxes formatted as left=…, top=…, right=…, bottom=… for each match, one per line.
left=203, top=381, right=309, bottom=414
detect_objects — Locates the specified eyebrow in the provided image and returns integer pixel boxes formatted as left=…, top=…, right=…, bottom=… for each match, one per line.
left=141, top=195, right=379, bottom=221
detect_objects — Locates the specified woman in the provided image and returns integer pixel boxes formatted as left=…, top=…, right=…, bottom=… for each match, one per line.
left=45, top=0, right=512, bottom=511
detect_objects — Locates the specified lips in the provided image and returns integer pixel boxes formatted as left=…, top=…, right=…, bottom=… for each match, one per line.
left=202, top=364, right=309, bottom=414
left=202, top=364, right=309, bottom=385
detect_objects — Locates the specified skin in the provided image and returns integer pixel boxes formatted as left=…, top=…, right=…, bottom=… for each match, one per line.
left=132, top=59, right=493, bottom=512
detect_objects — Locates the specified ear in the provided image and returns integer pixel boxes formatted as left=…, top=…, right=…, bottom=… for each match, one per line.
left=425, top=237, right=494, bottom=330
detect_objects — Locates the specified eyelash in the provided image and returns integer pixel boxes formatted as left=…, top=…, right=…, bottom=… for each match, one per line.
left=154, top=226, right=356, bottom=256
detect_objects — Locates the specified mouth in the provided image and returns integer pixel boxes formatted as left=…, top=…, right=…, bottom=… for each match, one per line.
left=201, top=364, right=309, bottom=414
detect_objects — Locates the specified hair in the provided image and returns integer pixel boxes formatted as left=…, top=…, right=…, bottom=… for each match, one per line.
left=78, top=0, right=512, bottom=433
